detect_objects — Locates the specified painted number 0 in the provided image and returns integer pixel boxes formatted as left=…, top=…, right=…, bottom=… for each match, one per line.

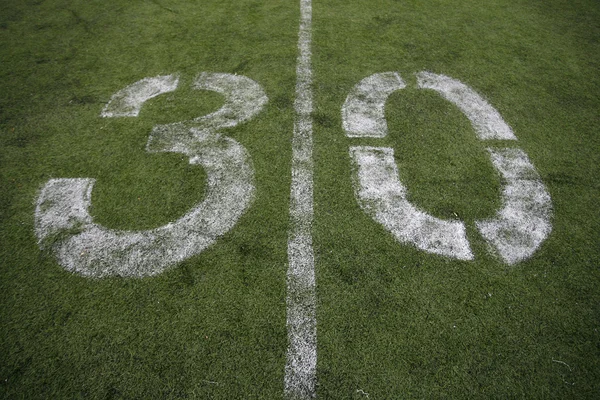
left=35, top=73, right=267, bottom=277
left=343, top=71, right=552, bottom=265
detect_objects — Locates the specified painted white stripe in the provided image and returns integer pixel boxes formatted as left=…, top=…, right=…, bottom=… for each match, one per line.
left=285, top=0, right=317, bottom=398
left=476, top=148, right=552, bottom=265
left=342, top=72, right=406, bottom=138
left=416, top=71, right=517, bottom=141
left=349, top=146, right=474, bottom=260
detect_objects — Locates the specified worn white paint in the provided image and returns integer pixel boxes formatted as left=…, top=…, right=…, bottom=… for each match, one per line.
left=343, top=71, right=552, bottom=264
left=148, top=73, right=268, bottom=152
left=342, top=72, right=406, bottom=138
left=101, top=74, right=180, bottom=118
left=476, top=148, right=552, bottom=265
left=35, top=73, right=266, bottom=277
left=416, top=71, right=516, bottom=140
left=285, top=0, right=317, bottom=398
left=192, top=72, right=268, bottom=127
left=350, top=146, right=474, bottom=260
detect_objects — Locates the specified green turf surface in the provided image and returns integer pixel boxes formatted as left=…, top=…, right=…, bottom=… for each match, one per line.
left=1, top=0, right=599, bottom=398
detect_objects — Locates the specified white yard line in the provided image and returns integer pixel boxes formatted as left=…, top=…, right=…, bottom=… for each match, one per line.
left=284, top=0, right=317, bottom=398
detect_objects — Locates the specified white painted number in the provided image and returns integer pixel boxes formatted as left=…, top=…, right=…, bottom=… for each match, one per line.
left=35, top=73, right=267, bottom=277
left=29, top=0, right=555, bottom=395
left=344, top=71, right=552, bottom=265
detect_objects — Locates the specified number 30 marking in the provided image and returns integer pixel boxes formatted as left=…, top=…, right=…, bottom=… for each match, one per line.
left=344, top=71, right=552, bottom=265
left=35, top=73, right=267, bottom=277
left=35, top=70, right=552, bottom=276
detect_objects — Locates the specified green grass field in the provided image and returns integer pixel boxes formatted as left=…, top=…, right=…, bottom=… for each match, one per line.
left=1, top=0, right=599, bottom=398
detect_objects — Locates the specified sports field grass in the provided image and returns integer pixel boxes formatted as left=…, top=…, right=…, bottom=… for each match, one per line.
left=1, top=0, right=599, bottom=398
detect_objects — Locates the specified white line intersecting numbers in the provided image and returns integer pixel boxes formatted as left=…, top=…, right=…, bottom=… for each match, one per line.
left=32, top=3, right=554, bottom=398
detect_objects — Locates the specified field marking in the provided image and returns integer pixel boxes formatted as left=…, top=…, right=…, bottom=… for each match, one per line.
left=344, top=72, right=551, bottom=264
left=476, top=148, right=552, bottom=265
left=350, top=146, right=473, bottom=260
left=35, top=73, right=266, bottom=277
left=150, top=72, right=269, bottom=139
left=101, top=74, right=180, bottom=117
left=416, top=71, right=517, bottom=140
left=342, top=72, right=405, bottom=138
left=284, top=0, right=317, bottom=398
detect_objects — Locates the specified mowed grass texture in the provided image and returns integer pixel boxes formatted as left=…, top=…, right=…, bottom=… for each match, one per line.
left=0, top=0, right=297, bottom=398
left=313, top=0, right=600, bottom=398
left=0, top=0, right=599, bottom=399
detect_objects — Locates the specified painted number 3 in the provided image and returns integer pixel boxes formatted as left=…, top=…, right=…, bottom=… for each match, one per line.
left=35, top=71, right=552, bottom=277
left=35, top=73, right=267, bottom=277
